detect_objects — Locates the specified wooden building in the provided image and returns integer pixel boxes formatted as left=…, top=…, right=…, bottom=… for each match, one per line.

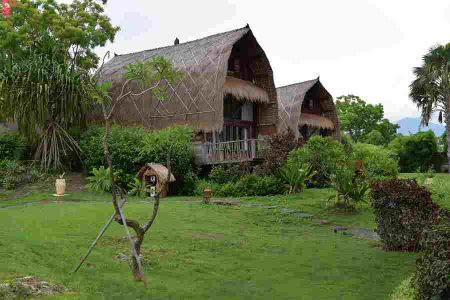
left=96, top=25, right=278, bottom=165
left=277, top=78, right=340, bottom=140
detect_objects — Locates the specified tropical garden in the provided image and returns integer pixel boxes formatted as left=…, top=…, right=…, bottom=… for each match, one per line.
left=0, top=0, right=449, bottom=299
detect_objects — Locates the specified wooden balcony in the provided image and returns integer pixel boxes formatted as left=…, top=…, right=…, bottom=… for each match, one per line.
left=194, top=139, right=265, bottom=165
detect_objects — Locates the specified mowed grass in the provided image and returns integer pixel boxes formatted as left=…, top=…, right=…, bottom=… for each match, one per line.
left=0, top=186, right=418, bottom=300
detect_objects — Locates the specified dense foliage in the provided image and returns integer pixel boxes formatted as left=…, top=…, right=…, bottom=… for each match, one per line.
left=0, top=160, right=42, bottom=190
left=389, top=131, right=438, bottom=172
left=0, top=134, right=25, bottom=160
left=0, top=0, right=119, bottom=70
left=329, top=165, right=369, bottom=210
left=80, top=125, right=194, bottom=192
left=351, top=143, right=398, bottom=179
left=413, top=214, right=450, bottom=300
left=288, top=136, right=346, bottom=186
left=259, top=128, right=302, bottom=175
left=370, top=179, right=440, bottom=251
left=195, top=175, right=284, bottom=197
left=336, top=95, right=399, bottom=144
left=278, top=163, right=315, bottom=194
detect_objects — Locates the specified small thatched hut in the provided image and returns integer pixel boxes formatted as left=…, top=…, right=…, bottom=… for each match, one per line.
left=277, top=78, right=340, bottom=140
left=95, top=25, right=278, bottom=165
left=137, top=163, right=176, bottom=197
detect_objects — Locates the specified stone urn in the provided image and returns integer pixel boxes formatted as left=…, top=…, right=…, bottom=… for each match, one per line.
left=55, top=173, right=66, bottom=196
left=425, top=177, right=433, bottom=186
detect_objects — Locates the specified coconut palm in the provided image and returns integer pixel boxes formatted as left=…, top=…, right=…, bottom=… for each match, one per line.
left=410, top=43, right=450, bottom=172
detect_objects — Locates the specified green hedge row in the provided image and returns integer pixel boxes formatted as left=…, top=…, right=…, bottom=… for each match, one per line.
left=195, top=175, right=284, bottom=197
left=79, top=125, right=195, bottom=193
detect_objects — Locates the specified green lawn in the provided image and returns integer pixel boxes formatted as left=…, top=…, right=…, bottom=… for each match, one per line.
left=0, top=175, right=428, bottom=300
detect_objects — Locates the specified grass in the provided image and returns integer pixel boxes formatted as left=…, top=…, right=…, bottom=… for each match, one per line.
left=0, top=174, right=425, bottom=299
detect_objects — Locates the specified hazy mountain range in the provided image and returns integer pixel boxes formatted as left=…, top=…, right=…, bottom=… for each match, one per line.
left=396, top=117, right=445, bottom=136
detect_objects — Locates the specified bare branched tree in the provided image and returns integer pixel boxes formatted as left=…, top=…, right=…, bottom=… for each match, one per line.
left=73, top=53, right=181, bottom=285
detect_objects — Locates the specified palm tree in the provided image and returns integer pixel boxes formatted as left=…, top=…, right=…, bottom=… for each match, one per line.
left=410, top=43, right=450, bottom=172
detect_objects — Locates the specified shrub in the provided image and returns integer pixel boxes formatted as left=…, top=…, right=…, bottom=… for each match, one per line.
left=260, top=128, right=302, bottom=175
left=278, top=163, right=315, bottom=194
left=370, top=179, right=440, bottom=251
left=0, top=160, right=42, bottom=190
left=0, top=134, right=25, bottom=160
left=209, top=163, right=251, bottom=184
left=194, top=179, right=221, bottom=197
left=237, top=175, right=284, bottom=196
left=351, top=143, right=398, bottom=179
left=329, top=165, right=369, bottom=211
left=194, top=175, right=283, bottom=197
left=86, top=166, right=114, bottom=193
left=140, top=125, right=194, bottom=194
left=80, top=126, right=147, bottom=176
left=389, top=131, right=438, bottom=172
left=413, top=214, right=450, bottom=300
left=80, top=125, right=194, bottom=193
left=389, top=276, right=416, bottom=300
left=288, top=136, right=346, bottom=187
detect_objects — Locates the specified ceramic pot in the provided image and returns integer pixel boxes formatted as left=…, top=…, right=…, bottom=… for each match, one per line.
left=56, top=178, right=66, bottom=196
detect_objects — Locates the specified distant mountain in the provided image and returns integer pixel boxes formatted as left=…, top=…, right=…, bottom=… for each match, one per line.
left=396, top=117, right=445, bottom=136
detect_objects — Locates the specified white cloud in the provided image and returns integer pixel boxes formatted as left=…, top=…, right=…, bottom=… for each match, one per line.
left=94, top=0, right=450, bottom=123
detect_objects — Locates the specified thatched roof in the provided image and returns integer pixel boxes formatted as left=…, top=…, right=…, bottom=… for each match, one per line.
left=95, top=25, right=278, bottom=133
left=137, top=163, right=176, bottom=182
left=223, top=77, right=269, bottom=103
left=277, top=78, right=340, bottom=138
left=299, top=113, right=335, bottom=130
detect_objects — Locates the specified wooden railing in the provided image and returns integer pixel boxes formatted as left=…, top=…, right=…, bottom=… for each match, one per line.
left=194, top=139, right=265, bottom=165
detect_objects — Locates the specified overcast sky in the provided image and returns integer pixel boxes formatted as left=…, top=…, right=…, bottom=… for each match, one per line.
left=95, top=0, right=450, bottom=123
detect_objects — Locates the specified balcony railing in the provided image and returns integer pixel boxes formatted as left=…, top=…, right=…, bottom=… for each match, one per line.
left=194, top=139, right=265, bottom=165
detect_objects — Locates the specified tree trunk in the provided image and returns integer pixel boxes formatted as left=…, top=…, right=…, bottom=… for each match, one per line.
left=131, top=234, right=144, bottom=281
left=447, top=113, right=450, bottom=174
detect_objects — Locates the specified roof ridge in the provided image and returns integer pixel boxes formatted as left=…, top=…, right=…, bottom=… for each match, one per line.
left=276, top=78, right=319, bottom=89
left=114, top=25, right=251, bottom=58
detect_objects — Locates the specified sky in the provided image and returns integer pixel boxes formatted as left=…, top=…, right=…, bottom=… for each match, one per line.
left=94, top=0, right=450, bottom=123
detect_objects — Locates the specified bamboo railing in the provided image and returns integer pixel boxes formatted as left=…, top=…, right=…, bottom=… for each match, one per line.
left=194, top=139, right=265, bottom=164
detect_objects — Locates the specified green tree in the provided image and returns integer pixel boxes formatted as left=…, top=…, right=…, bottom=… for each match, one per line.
left=365, top=130, right=384, bottom=146
left=0, top=0, right=119, bottom=70
left=388, top=130, right=438, bottom=172
left=0, top=0, right=119, bottom=170
left=410, top=43, right=450, bottom=173
left=336, top=95, right=399, bottom=144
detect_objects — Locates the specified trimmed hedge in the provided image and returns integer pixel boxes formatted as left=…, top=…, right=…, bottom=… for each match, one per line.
left=370, top=179, right=440, bottom=251
left=195, top=175, right=283, bottom=197
left=413, top=212, right=450, bottom=300
left=0, top=134, right=25, bottom=160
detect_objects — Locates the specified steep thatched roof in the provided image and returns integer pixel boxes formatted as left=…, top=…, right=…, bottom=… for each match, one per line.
left=277, top=78, right=340, bottom=138
left=95, top=25, right=278, bottom=133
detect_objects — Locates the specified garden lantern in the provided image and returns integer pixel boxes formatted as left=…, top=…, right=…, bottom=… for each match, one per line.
left=203, top=188, right=211, bottom=204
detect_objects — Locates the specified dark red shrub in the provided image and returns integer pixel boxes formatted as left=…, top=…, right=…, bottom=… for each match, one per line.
left=259, top=128, right=303, bottom=175
left=370, top=179, right=440, bottom=251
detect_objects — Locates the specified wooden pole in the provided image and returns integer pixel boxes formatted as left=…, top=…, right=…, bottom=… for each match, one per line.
left=71, top=199, right=126, bottom=273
